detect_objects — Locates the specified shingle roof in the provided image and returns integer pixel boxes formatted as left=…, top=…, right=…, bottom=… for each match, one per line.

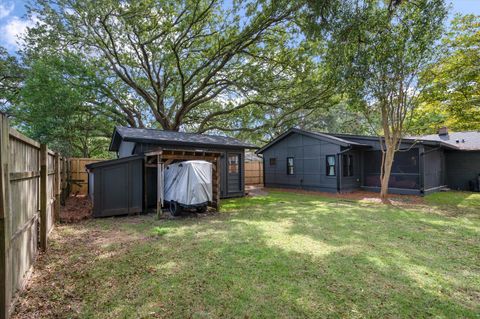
left=411, top=131, right=480, bottom=151
left=109, top=126, right=257, bottom=151
left=256, top=128, right=371, bottom=154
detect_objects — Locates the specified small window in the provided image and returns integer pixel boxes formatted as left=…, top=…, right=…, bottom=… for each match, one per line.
left=228, top=154, right=239, bottom=173
left=326, top=155, right=336, bottom=176
left=343, top=154, right=354, bottom=177
left=269, top=158, right=276, bottom=166
left=287, top=157, right=294, bottom=175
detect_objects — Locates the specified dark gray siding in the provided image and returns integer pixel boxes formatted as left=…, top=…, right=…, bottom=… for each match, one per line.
left=135, top=143, right=245, bottom=199
left=263, top=133, right=340, bottom=192
left=339, top=149, right=361, bottom=192
left=423, top=146, right=445, bottom=191
left=445, top=151, right=480, bottom=190
left=91, top=157, right=143, bottom=217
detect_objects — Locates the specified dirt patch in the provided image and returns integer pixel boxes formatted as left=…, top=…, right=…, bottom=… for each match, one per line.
left=246, top=185, right=269, bottom=197
left=60, top=196, right=92, bottom=223
left=265, top=187, right=425, bottom=205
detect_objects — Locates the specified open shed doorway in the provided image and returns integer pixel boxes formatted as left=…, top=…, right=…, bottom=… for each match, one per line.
left=144, top=149, right=222, bottom=216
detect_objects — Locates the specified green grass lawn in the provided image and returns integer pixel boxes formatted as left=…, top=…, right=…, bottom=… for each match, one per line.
left=13, top=191, right=480, bottom=318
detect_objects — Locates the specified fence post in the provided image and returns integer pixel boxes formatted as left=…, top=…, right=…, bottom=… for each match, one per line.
left=54, top=153, right=61, bottom=222
left=39, top=144, right=48, bottom=251
left=0, top=114, right=11, bottom=319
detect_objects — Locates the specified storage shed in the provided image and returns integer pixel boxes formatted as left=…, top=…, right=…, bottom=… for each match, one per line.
left=87, top=127, right=257, bottom=217
left=87, top=156, right=143, bottom=217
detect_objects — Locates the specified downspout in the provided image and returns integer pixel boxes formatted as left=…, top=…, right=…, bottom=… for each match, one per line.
left=337, top=147, right=352, bottom=192
left=257, top=153, right=265, bottom=188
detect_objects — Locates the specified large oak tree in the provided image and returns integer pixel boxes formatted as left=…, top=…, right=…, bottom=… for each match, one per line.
left=23, top=0, right=332, bottom=134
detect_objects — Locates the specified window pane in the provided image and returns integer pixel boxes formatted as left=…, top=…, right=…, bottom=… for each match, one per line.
left=326, top=155, right=336, bottom=176
left=287, top=157, right=294, bottom=175
left=228, top=155, right=239, bottom=173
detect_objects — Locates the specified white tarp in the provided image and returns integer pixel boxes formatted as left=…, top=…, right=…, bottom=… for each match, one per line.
left=163, top=160, right=212, bottom=205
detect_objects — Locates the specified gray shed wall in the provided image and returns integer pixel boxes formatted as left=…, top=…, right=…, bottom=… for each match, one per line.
left=263, top=133, right=341, bottom=192
left=91, top=157, right=143, bottom=217
left=445, top=151, right=480, bottom=190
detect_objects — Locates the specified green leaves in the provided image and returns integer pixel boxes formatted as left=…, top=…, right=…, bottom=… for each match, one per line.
left=412, top=14, right=480, bottom=134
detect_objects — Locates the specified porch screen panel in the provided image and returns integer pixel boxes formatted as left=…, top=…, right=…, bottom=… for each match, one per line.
left=363, top=149, right=420, bottom=189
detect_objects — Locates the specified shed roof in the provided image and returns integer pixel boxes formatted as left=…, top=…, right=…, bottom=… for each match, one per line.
left=410, top=131, right=480, bottom=151
left=109, top=126, right=258, bottom=151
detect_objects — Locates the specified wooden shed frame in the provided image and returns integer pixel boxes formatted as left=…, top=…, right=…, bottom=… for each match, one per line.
left=144, top=148, right=222, bottom=217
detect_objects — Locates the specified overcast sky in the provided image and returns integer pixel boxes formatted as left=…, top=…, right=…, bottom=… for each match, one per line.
left=1, top=0, right=480, bottom=54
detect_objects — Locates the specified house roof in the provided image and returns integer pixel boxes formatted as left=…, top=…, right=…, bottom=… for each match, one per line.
left=257, top=128, right=478, bottom=155
left=330, top=132, right=460, bottom=150
left=410, top=131, right=480, bottom=151
left=109, top=126, right=258, bottom=152
left=256, top=128, right=371, bottom=154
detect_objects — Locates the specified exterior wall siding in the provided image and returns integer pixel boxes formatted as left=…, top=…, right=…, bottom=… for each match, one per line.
left=92, top=157, right=143, bottom=217
left=118, top=141, right=136, bottom=158
left=445, top=151, right=480, bottom=190
left=263, top=133, right=340, bottom=192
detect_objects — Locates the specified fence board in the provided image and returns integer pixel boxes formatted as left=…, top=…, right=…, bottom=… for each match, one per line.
left=0, top=114, right=66, bottom=319
left=70, top=158, right=102, bottom=195
left=245, top=161, right=263, bottom=186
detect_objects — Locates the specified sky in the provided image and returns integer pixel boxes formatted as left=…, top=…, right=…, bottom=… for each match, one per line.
left=1, top=0, right=480, bottom=54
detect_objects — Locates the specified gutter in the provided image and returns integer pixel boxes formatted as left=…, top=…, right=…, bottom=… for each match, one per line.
left=420, top=146, right=442, bottom=156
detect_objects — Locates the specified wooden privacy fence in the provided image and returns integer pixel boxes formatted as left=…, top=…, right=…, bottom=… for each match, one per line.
left=70, top=158, right=102, bottom=195
left=0, top=114, right=68, bottom=319
left=245, top=161, right=263, bottom=186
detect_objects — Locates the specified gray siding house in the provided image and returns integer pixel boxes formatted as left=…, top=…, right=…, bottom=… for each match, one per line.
left=257, top=128, right=480, bottom=195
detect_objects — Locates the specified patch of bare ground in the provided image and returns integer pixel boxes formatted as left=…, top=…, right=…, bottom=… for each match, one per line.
left=265, top=187, right=425, bottom=205
left=10, top=216, right=148, bottom=319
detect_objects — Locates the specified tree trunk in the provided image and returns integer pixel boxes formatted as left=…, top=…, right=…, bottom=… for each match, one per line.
left=380, top=144, right=396, bottom=199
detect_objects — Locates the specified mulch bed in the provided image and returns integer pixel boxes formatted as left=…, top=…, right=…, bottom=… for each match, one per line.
left=60, top=195, right=92, bottom=223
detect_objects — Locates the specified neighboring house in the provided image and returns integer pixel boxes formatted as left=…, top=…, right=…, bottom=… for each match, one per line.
left=256, top=127, right=480, bottom=195
left=87, top=126, right=257, bottom=217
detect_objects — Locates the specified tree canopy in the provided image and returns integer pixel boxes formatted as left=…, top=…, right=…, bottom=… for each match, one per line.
left=410, top=14, right=480, bottom=134
left=21, top=0, right=337, bottom=136
left=305, top=0, right=448, bottom=197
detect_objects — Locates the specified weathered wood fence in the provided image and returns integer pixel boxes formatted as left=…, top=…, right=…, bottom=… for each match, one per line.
left=70, top=158, right=102, bottom=195
left=0, top=114, right=68, bottom=319
left=245, top=161, right=263, bottom=186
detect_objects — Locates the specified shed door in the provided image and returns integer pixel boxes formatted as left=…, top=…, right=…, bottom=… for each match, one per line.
left=227, top=153, right=241, bottom=194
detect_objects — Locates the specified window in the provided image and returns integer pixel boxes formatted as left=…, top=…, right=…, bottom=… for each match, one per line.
left=228, top=154, right=239, bottom=173
left=286, top=157, right=294, bottom=175
left=326, top=155, right=336, bottom=176
left=343, top=154, right=354, bottom=177
left=269, top=158, right=276, bottom=166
